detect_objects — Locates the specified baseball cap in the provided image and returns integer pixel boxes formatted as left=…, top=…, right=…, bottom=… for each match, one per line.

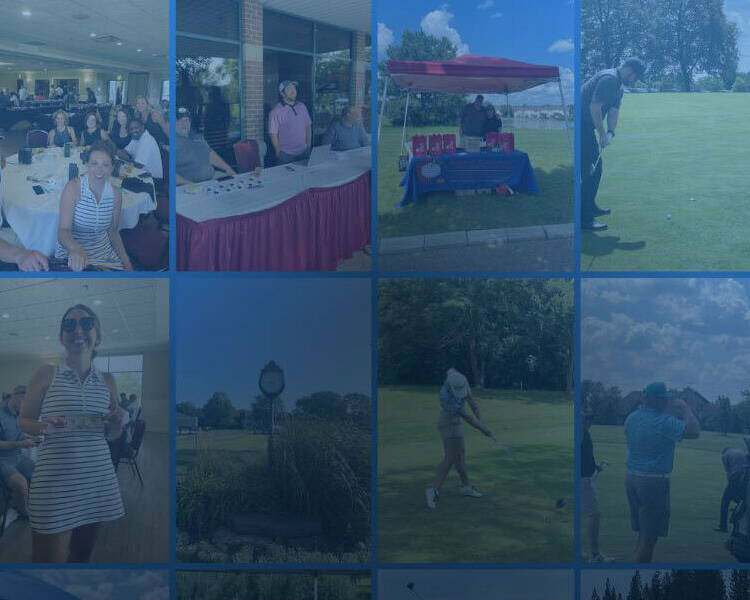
left=446, top=368, right=469, bottom=399
left=279, top=80, right=299, bottom=94
left=177, top=107, right=190, bottom=119
left=643, top=381, right=673, bottom=400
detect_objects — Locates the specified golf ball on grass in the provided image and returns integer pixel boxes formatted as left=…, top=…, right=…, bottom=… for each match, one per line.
left=666, top=214, right=671, bottom=220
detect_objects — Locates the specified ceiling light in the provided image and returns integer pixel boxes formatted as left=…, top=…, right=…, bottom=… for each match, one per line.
left=137, top=48, right=143, bottom=52
left=45, top=336, right=50, bottom=340
left=1, top=313, right=9, bottom=319
left=21, top=10, right=31, bottom=17
left=116, top=42, right=123, bottom=46
left=89, top=32, right=97, bottom=38
left=112, top=329, right=119, bottom=334
left=93, top=299, right=103, bottom=306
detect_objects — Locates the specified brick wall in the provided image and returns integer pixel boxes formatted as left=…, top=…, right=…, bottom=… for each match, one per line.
left=241, top=0, right=264, bottom=141
left=351, top=31, right=367, bottom=107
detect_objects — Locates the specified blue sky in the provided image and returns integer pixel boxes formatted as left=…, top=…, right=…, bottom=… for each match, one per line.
left=378, top=0, right=575, bottom=105
left=175, top=278, right=371, bottom=410
left=379, top=569, right=573, bottom=600
left=583, top=279, right=750, bottom=403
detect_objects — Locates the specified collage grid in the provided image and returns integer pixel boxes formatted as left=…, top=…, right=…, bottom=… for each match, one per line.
left=0, top=0, right=746, bottom=598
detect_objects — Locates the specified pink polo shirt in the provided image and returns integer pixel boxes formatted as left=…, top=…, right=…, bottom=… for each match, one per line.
left=267, top=101, right=311, bottom=156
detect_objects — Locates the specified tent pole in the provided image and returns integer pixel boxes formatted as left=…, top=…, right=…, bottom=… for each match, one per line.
left=400, top=90, right=411, bottom=154
left=378, top=76, right=390, bottom=143
left=557, top=76, right=573, bottom=157
left=505, top=92, right=510, bottom=120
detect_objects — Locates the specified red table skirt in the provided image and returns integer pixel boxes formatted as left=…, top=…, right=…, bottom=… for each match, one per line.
left=177, top=172, right=371, bottom=271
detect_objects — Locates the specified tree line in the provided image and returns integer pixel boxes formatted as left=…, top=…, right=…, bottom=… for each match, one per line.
left=582, top=0, right=740, bottom=91
left=177, top=390, right=370, bottom=431
left=379, top=279, right=573, bottom=391
left=591, top=570, right=750, bottom=600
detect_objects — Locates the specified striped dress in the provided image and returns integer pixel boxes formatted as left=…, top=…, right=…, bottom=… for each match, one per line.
left=54, top=174, right=123, bottom=268
left=28, top=364, right=124, bottom=534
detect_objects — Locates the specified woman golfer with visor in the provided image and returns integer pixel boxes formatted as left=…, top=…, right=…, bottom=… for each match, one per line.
left=425, top=368, right=494, bottom=509
left=20, top=305, right=125, bottom=562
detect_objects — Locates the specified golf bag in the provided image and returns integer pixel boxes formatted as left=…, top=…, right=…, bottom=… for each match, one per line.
left=726, top=464, right=750, bottom=562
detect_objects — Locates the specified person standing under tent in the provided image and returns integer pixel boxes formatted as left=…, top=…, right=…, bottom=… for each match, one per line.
left=459, top=95, right=487, bottom=151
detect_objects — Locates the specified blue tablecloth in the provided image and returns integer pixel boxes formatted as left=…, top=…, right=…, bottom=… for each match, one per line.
left=399, top=150, right=539, bottom=206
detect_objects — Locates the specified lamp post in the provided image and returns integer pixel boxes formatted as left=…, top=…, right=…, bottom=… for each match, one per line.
left=259, top=361, right=284, bottom=469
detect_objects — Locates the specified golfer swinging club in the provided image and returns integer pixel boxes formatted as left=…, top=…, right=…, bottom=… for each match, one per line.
left=581, top=57, right=645, bottom=231
left=425, top=368, right=493, bottom=509
left=624, top=382, right=699, bottom=562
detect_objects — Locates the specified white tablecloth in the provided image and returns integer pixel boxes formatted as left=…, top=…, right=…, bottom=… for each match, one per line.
left=177, top=146, right=371, bottom=223
left=0, top=147, right=156, bottom=256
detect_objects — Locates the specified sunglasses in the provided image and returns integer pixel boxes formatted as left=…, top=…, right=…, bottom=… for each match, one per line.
left=61, top=316, right=96, bottom=332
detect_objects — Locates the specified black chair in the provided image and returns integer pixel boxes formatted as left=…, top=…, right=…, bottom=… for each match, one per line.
left=0, top=478, right=11, bottom=538
left=119, top=419, right=146, bottom=486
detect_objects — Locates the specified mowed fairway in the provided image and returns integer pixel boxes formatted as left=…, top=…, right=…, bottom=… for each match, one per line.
left=176, top=430, right=268, bottom=477
left=589, top=424, right=742, bottom=562
left=582, top=93, right=750, bottom=271
left=377, top=124, right=573, bottom=238
left=378, top=386, right=573, bottom=563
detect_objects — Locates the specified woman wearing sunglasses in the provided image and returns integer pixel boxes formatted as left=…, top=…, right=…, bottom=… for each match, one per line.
left=20, top=305, right=125, bottom=562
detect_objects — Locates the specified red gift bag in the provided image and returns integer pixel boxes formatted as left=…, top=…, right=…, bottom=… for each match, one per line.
left=428, top=134, right=443, bottom=155
left=411, top=135, right=427, bottom=156
left=485, top=131, right=500, bottom=147
left=498, top=133, right=515, bottom=152
left=442, top=134, right=456, bottom=153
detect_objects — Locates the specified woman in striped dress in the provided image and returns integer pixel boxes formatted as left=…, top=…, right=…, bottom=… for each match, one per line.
left=55, top=141, right=133, bottom=271
left=20, top=304, right=125, bottom=562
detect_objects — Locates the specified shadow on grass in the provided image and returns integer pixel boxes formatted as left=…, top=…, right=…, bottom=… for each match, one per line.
left=581, top=232, right=646, bottom=269
left=378, top=443, right=573, bottom=563
left=379, top=165, right=573, bottom=238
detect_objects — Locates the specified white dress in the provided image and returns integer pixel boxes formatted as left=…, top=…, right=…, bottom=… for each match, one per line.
left=28, top=364, right=124, bottom=534
left=54, top=174, right=123, bottom=268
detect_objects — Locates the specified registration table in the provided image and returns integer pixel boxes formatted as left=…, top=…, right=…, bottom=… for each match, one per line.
left=0, top=147, right=156, bottom=256
left=177, top=146, right=371, bottom=271
left=399, top=150, right=540, bottom=206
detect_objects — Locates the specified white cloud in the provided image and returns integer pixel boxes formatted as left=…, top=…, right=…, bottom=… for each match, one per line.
left=497, top=66, right=574, bottom=106
left=378, top=22, right=395, bottom=59
left=548, top=38, right=574, bottom=53
left=491, top=12, right=503, bottom=19
left=477, top=0, right=494, bottom=8
left=420, top=6, right=470, bottom=56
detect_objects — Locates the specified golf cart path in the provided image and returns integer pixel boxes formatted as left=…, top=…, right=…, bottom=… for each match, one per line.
left=379, top=223, right=573, bottom=271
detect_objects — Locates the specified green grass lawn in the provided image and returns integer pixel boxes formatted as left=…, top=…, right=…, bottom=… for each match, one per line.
left=582, top=93, right=750, bottom=271
left=588, top=424, right=742, bottom=562
left=377, top=125, right=573, bottom=237
left=378, top=386, right=573, bottom=563
left=176, top=429, right=268, bottom=477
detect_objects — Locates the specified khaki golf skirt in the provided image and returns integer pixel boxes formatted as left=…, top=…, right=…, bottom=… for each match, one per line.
left=438, top=410, right=463, bottom=441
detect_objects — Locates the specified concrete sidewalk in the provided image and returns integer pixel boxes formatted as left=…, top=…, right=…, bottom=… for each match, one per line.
left=380, top=223, right=573, bottom=254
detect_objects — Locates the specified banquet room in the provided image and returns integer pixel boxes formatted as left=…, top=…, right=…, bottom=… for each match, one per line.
left=0, top=1, right=169, bottom=272
left=176, top=0, right=372, bottom=272
left=0, top=278, right=169, bottom=563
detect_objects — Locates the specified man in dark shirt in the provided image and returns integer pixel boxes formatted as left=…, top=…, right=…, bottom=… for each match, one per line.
left=459, top=95, right=488, bottom=149
left=0, top=386, right=36, bottom=516
left=581, top=58, right=645, bottom=231
left=582, top=405, right=611, bottom=561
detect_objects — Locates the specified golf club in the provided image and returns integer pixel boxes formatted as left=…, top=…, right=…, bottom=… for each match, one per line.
left=406, top=582, right=426, bottom=600
left=485, top=428, right=567, bottom=512
left=590, top=132, right=613, bottom=175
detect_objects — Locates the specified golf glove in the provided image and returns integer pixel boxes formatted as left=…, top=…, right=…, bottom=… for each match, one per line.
left=606, top=131, right=614, bottom=143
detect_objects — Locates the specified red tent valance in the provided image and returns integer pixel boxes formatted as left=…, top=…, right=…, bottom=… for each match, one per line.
left=386, top=54, right=560, bottom=94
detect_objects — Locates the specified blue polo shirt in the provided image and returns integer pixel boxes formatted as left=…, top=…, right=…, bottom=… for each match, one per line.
left=0, top=401, right=22, bottom=463
left=625, top=406, right=685, bottom=474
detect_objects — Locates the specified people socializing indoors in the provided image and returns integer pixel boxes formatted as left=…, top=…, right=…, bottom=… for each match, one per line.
left=47, top=110, right=78, bottom=148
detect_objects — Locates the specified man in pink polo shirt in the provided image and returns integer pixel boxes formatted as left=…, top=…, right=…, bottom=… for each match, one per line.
left=268, top=80, right=312, bottom=165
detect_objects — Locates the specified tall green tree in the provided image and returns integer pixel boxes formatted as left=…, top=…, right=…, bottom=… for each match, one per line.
left=729, top=569, right=750, bottom=600
left=201, top=392, right=236, bottom=429
left=628, top=571, right=643, bottom=600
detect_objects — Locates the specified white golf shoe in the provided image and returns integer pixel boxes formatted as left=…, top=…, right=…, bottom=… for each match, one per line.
left=460, top=484, right=483, bottom=498
left=425, top=487, right=439, bottom=509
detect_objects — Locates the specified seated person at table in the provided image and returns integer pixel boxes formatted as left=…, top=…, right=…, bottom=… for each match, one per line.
left=80, top=111, right=111, bottom=148
left=135, top=95, right=169, bottom=148
left=55, top=141, right=133, bottom=271
left=0, top=385, right=37, bottom=517
left=482, top=104, right=502, bottom=138
left=109, top=106, right=132, bottom=150
left=47, top=110, right=78, bottom=148
left=268, top=80, right=312, bottom=165
left=321, top=105, right=369, bottom=151
left=117, top=118, right=163, bottom=179
left=175, top=107, right=235, bottom=185
left=86, top=87, right=97, bottom=104
left=459, top=95, right=487, bottom=148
